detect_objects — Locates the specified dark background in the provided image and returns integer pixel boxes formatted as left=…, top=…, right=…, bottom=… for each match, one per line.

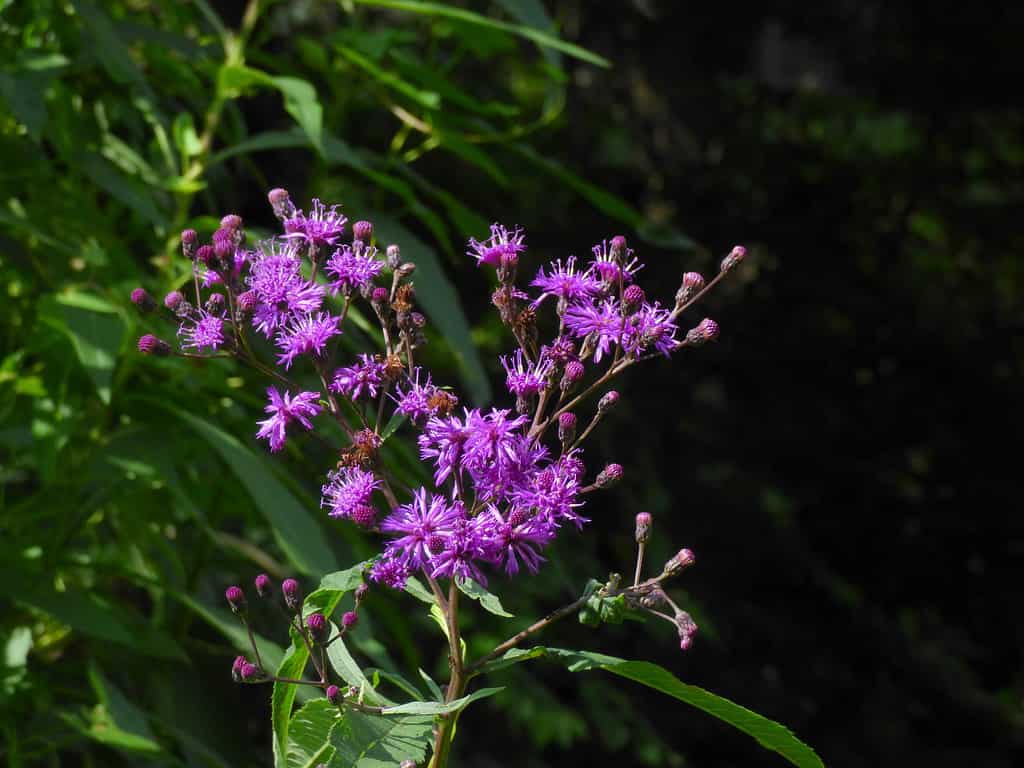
left=1, top=1, right=1021, bottom=767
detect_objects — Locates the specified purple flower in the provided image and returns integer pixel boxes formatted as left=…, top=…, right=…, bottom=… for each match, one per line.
left=274, top=312, right=342, bottom=369
left=590, top=239, right=644, bottom=284
left=531, top=256, right=600, bottom=306
left=178, top=311, right=226, bottom=352
left=391, top=368, right=439, bottom=421
left=325, top=244, right=384, bottom=295
left=479, top=507, right=556, bottom=575
left=247, top=243, right=324, bottom=337
left=501, top=349, right=553, bottom=398
left=467, top=223, right=526, bottom=268
left=283, top=199, right=347, bottom=249
left=198, top=248, right=248, bottom=288
left=428, top=514, right=490, bottom=584
left=419, top=412, right=471, bottom=486
left=331, top=354, right=387, bottom=400
left=622, top=302, right=679, bottom=357
left=512, top=452, right=587, bottom=529
left=369, top=558, right=410, bottom=590
left=380, top=489, right=462, bottom=570
left=563, top=299, right=622, bottom=362
left=321, top=467, right=382, bottom=519
left=256, top=387, right=321, bottom=453
left=462, top=409, right=529, bottom=470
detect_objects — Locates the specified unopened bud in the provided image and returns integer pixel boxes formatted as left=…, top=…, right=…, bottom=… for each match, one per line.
left=685, top=318, right=719, bottom=346
left=220, top=214, right=243, bottom=231
left=282, top=578, right=302, bottom=613
left=595, top=463, right=623, bottom=489
left=237, top=289, right=258, bottom=312
left=205, top=293, right=226, bottom=314
left=663, top=548, right=696, bottom=576
left=354, top=583, right=369, bottom=604
left=342, top=611, right=359, bottom=630
left=353, top=220, right=373, bottom=242
left=326, top=684, right=343, bottom=705
left=195, top=244, right=214, bottom=265
left=371, top=287, right=389, bottom=308
left=306, top=612, right=329, bottom=644
left=350, top=504, right=376, bottom=528
left=254, top=573, right=272, bottom=598
left=231, top=655, right=247, bottom=682
left=720, top=245, right=746, bottom=272
left=558, top=412, right=577, bottom=446
left=675, top=272, right=705, bottom=305
left=240, top=662, right=261, bottom=681
left=225, top=585, right=247, bottom=614
left=676, top=611, right=698, bottom=650
left=137, top=334, right=171, bottom=357
left=268, top=188, right=294, bottom=220
left=507, top=507, right=530, bottom=527
left=610, top=235, right=628, bottom=261
left=634, top=512, right=652, bottom=544
left=163, top=290, right=184, bottom=311
left=130, top=288, right=156, bottom=313
left=180, top=229, right=198, bottom=259
left=386, top=244, right=401, bottom=269
left=597, top=390, right=619, bottom=414
left=561, top=360, right=585, bottom=392
left=622, top=284, right=644, bottom=311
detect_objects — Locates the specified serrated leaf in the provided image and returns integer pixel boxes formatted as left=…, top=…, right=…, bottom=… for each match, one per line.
left=328, top=710, right=433, bottom=767
left=418, top=668, right=443, bottom=702
left=381, top=686, right=502, bottom=715
left=325, top=628, right=387, bottom=705
left=457, top=578, right=513, bottom=617
left=285, top=699, right=339, bottom=768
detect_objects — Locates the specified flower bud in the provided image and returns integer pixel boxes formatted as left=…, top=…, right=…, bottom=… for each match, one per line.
left=507, top=507, right=530, bottom=527
left=220, top=214, right=242, bottom=231
left=426, top=533, right=445, bottom=555
left=237, top=289, right=258, bottom=312
left=254, top=573, right=272, bottom=598
left=634, top=512, right=652, bottom=544
left=595, top=463, right=623, bottom=489
left=610, top=235, right=628, bottom=261
left=306, top=612, right=329, bottom=644
left=240, top=662, right=261, bottom=681
left=597, top=390, right=619, bottom=414
left=395, top=262, right=416, bottom=280
left=181, top=228, right=198, bottom=259
left=326, top=684, right=343, bottom=705
left=225, top=585, right=247, bottom=614
left=558, top=412, right=577, bottom=446
left=350, top=504, right=377, bottom=528
left=231, top=655, right=247, bottom=682
left=663, top=548, right=695, bottom=577
left=137, top=334, right=171, bottom=356
left=163, top=290, right=184, bottom=311
left=561, top=360, right=585, bottom=392
left=676, top=611, right=698, bottom=650
left=675, top=272, right=705, bottom=306
left=130, top=288, right=156, bottom=314
left=268, top=188, right=294, bottom=220
left=213, top=237, right=233, bottom=262
left=386, top=244, right=401, bottom=269
left=354, top=583, right=369, bottom=604
left=282, top=578, right=302, bottom=613
left=205, top=293, right=226, bottom=315
left=195, top=244, right=215, bottom=266
left=353, top=220, right=373, bottom=242
left=720, top=245, right=746, bottom=272
left=622, top=284, right=644, bottom=312
left=342, top=611, right=359, bottom=630
left=685, top=318, right=719, bottom=347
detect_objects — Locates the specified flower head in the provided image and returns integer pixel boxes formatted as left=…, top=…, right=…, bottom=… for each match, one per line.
left=256, top=387, right=322, bottom=452
left=284, top=199, right=347, bottom=249
left=331, top=354, right=387, bottom=400
left=467, top=223, right=526, bottom=268
left=321, top=467, right=382, bottom=520
left=178, top=311, right=226, bottom=352
left=564, top=299, right=621, bottom=362
left=380, top=489, right=463, bottom=570
left=501, top=349, right=553, bottom=398
left=274, top=312, right=341, bottom=369
left=531, top=256, right=600, bottom=306
left=590, top=239, right=644, bottom=284
left=247, top=242, right=324, bottom=337
left=325, top=244, right=384, bottom=295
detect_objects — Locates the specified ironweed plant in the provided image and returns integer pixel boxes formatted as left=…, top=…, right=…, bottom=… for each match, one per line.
left=133, top=191, right=822, bottom=768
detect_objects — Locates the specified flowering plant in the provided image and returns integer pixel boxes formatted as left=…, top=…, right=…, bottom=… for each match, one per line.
left=134, top=191, right=821, bottom=768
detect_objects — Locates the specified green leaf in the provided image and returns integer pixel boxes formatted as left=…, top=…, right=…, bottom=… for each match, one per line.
left=369, top=214, right=491, bottom=403
left=160, top=405, right=336, bottom=576
left=457, top=578, right=513, bottom=617
left=273, top=643, right=314, bottom=768
left=366, top=668, right=425, bottom=702
left=74, top=0, right=146, bottom=86
left=328, top=709, right=434, bottom=767
left=285, top=699, right=339, bottom=768
left=483, top=647, right=824, bottom=768
left=337, top=47, right=440, bottom=109
left=418, top=668, right=444, bottom=702
left=351, top=0, right=610, bottom=67
left=325, top=629, right=387, bottom=705
left=403, top=576, right=436, bottom=605
left=218, top=66, right=324, bottom=154
left=208, top=128, right=311, bottom=166
left=83, top=665, right=161, bottom=754
left=381, top=686, right=503, bottom=715
left=38, top=292, right=124, bottom=404
left=577, top=578, right=640, bottom=627
left=303, top=562, right=368, bottom=616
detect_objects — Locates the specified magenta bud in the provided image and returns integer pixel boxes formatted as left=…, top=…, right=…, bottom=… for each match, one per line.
left=231, top=655, right=247, bottom=682
left=163, top=290, right=184, bottom=311
left=195, top=244, right=214, bottom=264
left=237, top=289, right=258, bottom=312
left=254, top=573, right=272, bottom=598
left=326, top=684, right=342, bottom=704
left=350, top=504, right=376, bottom=528
left=386, top=244, right=401, bottom=269
left=595, top=463, right=623, bottom=489
left=720, top=245, right=747, bottom=272
left=240, top=662, right=260, bottom=681
left=558, top=412, right=577, bottom=445
left=675, top=271, right=705, bottom=306
left=353, top=220, right=374, bottom=242
left=282, top=578, right=301, bottom=613
left=213, top=237, right=233, bottom=260
left=306, top=612, right=329, bottom=643
left=342, top=611, right=359, bottom=630
left=426, top=533, right=445, bottom=555
left=610, top=235, right=628, bottom=258
left=205, top=293, right=226, bottom=314
left=507, top=507, right=530, bottom=527
left=634, top=512, right=652, bottom=544
left=137, top=334, right=171, bottom=357
left=181, top=229, right=198, bottom=259
left=220, top=214, right=242, bottom=230
left=130, top=288, right=156, bottom=313
left=561, top=360, right=585, bottom=392
left=371, top=287, right=389, bottom=306
left=597, top=390, right=619, bottom=413
left=354, top=583, right=369, bottom=603
left=622, top=284, right=645, bottom=311
left=698, top=318, right=719, bottom=342
left=225, top=585, right=247, bottom=614
left=268, top=188, right=294, bottom=220
left=663, top=548, right=696, bottom=576
left=676, top=611, right=698, bottom=651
